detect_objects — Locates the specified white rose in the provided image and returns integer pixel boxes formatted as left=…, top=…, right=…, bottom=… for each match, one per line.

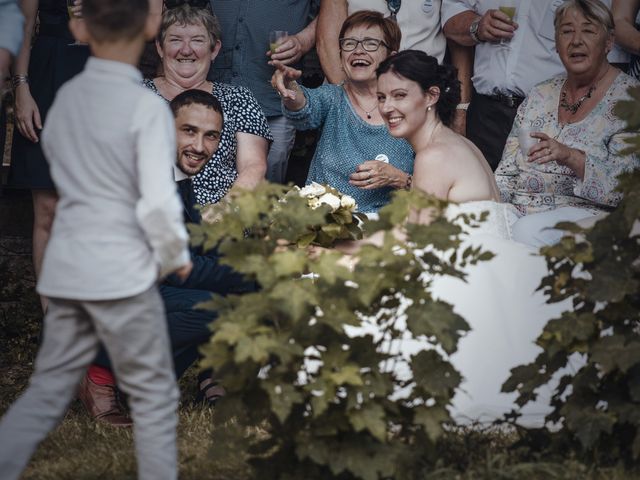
left=299, top=182, right=326, bottom=198
left=318, top=192, right=341, bottom=212
left=340, top=194, right=356, bottom=211
left=308, top=197, right=321, bottom=209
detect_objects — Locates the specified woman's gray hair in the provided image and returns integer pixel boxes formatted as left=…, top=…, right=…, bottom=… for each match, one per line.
left=554, top=0, right=614, bottom=35
left=158, top=5, right=221, bottom=50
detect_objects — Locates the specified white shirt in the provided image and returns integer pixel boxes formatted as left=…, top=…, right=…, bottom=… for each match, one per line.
left=442, top=0, right=567, bottom=96
left=348, top=0, right=447, bottom=62
left=442, top=0, right=627, bottom=96
left=39, top=57, right=189, bottom=300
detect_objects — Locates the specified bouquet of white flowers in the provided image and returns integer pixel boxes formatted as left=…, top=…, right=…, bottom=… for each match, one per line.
left=289, top=182, right=367, bottom=248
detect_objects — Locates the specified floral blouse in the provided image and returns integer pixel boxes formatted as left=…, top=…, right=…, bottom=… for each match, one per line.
left=495, top=72, right=640, bottom=216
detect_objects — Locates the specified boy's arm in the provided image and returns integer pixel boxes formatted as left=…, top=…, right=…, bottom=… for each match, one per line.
left=133, top=95, right=191, bottom=278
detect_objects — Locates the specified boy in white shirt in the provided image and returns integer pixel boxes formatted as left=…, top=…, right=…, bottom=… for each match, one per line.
left=0, top=1, right=191, bottom=479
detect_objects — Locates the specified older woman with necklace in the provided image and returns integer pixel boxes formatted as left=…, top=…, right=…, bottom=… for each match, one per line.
left=495, top=0, right=639, bottom=247
left=271, top=10, right=414, bottom=214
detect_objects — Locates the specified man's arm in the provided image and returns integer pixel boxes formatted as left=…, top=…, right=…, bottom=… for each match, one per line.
left=270, top=17, right=319, bottom=66
left=443, top=8, right=516, bottom=46
left=448, top=40, right=473, bottom=136
left=316, top=0, right=347, bottom=84
left=612, top=0, right=640, bottom=57
left=232, top=133, right=268, bottom=191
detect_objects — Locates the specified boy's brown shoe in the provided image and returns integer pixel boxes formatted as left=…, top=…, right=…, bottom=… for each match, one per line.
left=77, top=375, right=132, bottom=427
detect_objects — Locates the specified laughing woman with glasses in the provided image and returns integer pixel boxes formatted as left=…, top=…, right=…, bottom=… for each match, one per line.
left=271, top=10, right=414, bottom=214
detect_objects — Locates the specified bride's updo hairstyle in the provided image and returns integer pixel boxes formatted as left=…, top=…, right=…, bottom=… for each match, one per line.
left=377, top=50, right=460, bottom=126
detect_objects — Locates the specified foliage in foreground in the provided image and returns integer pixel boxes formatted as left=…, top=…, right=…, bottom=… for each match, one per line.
left=191, top=186, right=493, bottom=480
left=502, top=87, right=640, bottom=466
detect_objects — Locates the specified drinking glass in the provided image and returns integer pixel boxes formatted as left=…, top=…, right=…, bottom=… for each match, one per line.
left=498, top=0, right=518, bottom=46
left=269, top=30, right=288, bottom=56
left=517, top=125, right=538, bottom=168
left=67, top=0, right=84, bottom=46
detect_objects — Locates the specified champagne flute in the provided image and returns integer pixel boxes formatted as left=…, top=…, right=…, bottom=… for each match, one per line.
left=498, top=0, right=517, bottom=46
left=67, top=0, right=84, bottom=46
left=269, top=30, right=288, bottom=57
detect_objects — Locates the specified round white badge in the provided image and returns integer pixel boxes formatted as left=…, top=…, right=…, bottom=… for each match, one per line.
left=375, top=154, right=389, bottom=163
left=422, top=0, right=434, bottom=14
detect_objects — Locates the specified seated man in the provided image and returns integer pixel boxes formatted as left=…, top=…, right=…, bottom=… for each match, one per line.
left=77, top=89, right=254, bottom=426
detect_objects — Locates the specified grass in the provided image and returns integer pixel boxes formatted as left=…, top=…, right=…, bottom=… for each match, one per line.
left=1, top=365, right=252, bottom=480
left=2, top=369, right=638, bottom=480
left=0, top=243, right=637, bottom=479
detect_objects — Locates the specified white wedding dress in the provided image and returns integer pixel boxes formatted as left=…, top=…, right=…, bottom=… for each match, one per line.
left=432, top=201, right=572, bottom=426
left=350, top=201, right=573, bottom=427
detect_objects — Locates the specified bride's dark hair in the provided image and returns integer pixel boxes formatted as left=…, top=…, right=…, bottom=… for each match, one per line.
left=376, top=50, right=461, bottom=126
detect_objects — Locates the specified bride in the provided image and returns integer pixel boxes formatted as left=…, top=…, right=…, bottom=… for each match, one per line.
left=358, top=51, right=572, bottom=426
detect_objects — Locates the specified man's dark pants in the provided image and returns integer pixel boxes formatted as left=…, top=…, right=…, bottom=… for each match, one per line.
left=93, top=286, right=215, bottom=380
left=466, top=91, right=522, bottom=171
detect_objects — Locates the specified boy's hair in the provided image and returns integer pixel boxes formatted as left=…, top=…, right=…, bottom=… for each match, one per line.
left=82, top=0, right=149, bottom=42
left=170, top=89, right=224, bottom=126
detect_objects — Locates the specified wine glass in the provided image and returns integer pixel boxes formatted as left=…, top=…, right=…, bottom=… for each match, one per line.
left=269, top=31, right=288, bottom=57
left=67, top=0, right=84, bottom=46
left=498, top=0, right=518, bottom=46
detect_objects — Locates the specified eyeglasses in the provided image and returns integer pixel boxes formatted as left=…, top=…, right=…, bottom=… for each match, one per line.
left=339, top=37, right=389, bottom=52
left=164, top=0, right=210, bottom=9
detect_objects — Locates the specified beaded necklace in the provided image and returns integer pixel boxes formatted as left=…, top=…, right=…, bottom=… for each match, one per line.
left=559, top=65, right=610, bottom=115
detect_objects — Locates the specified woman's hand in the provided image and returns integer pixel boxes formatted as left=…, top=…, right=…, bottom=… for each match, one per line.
left=349, top=160, right=410, bottom=190
left=268, top=34, right=304, bottom=65
left=270, top=60, right=303, bottom=100
left=14, top=84, right=42, bottom=143
left=528, top=132, right=586, bottom=179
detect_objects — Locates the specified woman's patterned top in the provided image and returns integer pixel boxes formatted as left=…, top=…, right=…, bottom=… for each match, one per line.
left=144, top=79, right=272, bottom=204
left=495, top=72, right=640, bottom=216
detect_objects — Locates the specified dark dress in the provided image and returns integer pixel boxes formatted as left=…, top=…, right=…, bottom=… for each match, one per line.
left=7, top=0, right=89, bottom=190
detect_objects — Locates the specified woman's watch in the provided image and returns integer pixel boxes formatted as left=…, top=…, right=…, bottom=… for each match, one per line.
left=470, top=17, right=482, bottom=44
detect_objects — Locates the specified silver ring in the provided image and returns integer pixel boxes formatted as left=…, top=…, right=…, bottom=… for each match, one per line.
left=547, top=148, right=551, bottom=155
left=368, top=178, right=373, bottom=185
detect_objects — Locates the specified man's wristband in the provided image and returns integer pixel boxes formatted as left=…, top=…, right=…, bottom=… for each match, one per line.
left=11, top=74, right=28, bottom=89
left=456, top=102, right=470, bottom=111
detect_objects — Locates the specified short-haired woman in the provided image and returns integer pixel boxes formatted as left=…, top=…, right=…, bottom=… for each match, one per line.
left=272, top=10, right=414, bottom=214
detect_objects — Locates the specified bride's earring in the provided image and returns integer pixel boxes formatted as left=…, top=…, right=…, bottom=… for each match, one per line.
left=427, top=105, right=432, bottom=111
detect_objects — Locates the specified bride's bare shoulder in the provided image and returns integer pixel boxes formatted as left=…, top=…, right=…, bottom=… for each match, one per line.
left=416, top=132, right=471, bottom=167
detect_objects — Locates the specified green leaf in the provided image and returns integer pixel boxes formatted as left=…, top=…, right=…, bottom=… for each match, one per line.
left=329, top=364, right=364, bottom=387
left=269, top=249, right=307, bottom=278
left=592, top=335, right=640, bottom=374
left=411, top=350, right=461, bottom=398
left=271, top=279, right=317, bottom=320
left=413, top=405, right=449, bottom=441
left=348, top=403, right=387, bottom=442
left=564, top=408, right=615, bottom=450
left=264, top=381, right=303, bottom=423
left=406, top=300, right=469, bottom=354
left=235, top=335, right=274, bottom=364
